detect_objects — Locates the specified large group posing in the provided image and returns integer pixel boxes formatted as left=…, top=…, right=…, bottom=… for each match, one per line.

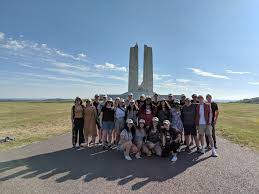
left=71, top=93, right=219, bottom=161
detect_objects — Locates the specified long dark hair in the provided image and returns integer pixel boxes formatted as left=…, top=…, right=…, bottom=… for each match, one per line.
left=140, top=99, right=154, bottom=113
left=74, top=97, right=83, bottom=105
left=127, top=103, right=138, bottom=111
left=104, top=101, right=114, bottom=108
left=125, top=123, right=136, bottom=139
left=157, top=100, right=171, bottom=112
left=149, top=121, right=161, bottom=133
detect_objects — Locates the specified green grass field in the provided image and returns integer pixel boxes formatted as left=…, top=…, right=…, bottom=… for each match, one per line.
left=0, top=102, right=258, bottom=151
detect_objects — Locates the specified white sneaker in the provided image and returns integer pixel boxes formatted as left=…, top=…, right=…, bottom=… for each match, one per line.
left=135, top=153, right=141, bottom=159
left=199, top=147, right=205, bottom=154
left=124, top=152, right=132, bottom=160
left=212, top=149, right=218, bottom=157
left=171, top=155, right=177, bottom=162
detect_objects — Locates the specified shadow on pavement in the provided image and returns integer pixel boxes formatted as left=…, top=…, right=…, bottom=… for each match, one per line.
left=0, top=146, right=210, bottom=190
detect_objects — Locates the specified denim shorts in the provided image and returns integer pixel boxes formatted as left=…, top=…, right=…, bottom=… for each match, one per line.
left=102, top=121, right=114, bottom=132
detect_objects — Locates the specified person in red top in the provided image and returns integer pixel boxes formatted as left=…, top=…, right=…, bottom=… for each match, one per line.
left=195, top=95, right=218, bottom=157
left=138, top=96, right=156, bottom=128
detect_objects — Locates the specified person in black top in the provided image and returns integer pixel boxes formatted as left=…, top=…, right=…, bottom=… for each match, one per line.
left=136, top=94, right=146, bottom=109
left=100, top=98, right=115, bottom=149
left=167, top=93, right=175, bottom=108
left=180, top=94, right=186, bottom=107
left=93, top=94, right=101, bottom=144
left=161, top=120, right=181, bottom=162
left=205, top=94, right=219, bottom=149
left=157, top=98, right=171, bottom=126
left=191, top=94, right=199, bottom=104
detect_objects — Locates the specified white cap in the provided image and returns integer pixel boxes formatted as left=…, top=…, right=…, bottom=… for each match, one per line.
left=163, top=120, right=170, bottom=125
left=146, top=96, right=151, bottom=99
left=115, top=97, right=120, bottom=100
left=119, top=98, right=125, bottom=103
left=103, top=94, right=108, bottom=98
left=107, top=97, right=113, bottom=102
left=174, top=99, right=180, bottom=104
left=130, top=99, right=135, bottom=103
left=128, top=93, right=133, bottom=96
left=139, top=119, right=145, bottom=124
left=141, top=94, right=146, bottom=97
left=126, top=119, right=134, bottom=124
left=161, top=98, right=166, bottom=101
left=152, top=117, right=159, bottom=122
left=168, top=93, right=173, bottom=96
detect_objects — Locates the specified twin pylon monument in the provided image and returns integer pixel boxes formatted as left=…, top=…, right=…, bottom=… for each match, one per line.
left=122, top=43, right=155, bottom=98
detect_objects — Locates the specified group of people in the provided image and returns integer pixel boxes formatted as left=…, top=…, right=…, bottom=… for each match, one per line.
left=71, top=92, right=219, bottom=162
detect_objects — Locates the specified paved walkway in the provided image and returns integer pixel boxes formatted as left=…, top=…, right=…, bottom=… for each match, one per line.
left=0, top=133, right=259, bottom=194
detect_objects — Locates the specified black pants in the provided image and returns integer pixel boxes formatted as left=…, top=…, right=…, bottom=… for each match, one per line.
left=72, top=118, right=85, bottom=146
left=162, top=142, right=180, bottom=157
left=206, top=124, right=216, bottom=146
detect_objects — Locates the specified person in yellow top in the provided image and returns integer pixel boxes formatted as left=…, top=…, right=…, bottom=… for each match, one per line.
left=71, top=97, right=85, bottom=148
left=83, top=99, right=98, bottom=147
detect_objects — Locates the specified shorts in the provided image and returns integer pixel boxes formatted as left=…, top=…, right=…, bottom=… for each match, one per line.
left=184, top=124, right=197, bottom=136
left=102, top=121, right=115, bottom=133
left=198, top=124, right=212, bottom=136
left=161, top=142, right=180, bottom=157
left=147, top=142, right=162, bottom=156
left=114, top=118, right=125, bottom=133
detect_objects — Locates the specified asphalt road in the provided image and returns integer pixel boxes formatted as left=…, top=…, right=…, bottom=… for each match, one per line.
left=0, top=133, right=259, bottom=194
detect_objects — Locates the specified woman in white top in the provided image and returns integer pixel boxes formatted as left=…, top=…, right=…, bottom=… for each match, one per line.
left=114, top=99, right=126, bottom=144
left=118, top=119, right=138, bottom=160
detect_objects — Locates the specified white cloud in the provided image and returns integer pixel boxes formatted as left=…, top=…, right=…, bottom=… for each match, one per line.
left=0, top=32, right=5, bottom=40
left=188, top=68, right=230, bottom=79
left=248, top=82, right=259, bottom=85
left=176, top=79, right=191, bottom=83
left=77, top=53, right=87, bottom=58
left=95, top=62, right=127, bottom=72
left=3, top=40, right=25, bottom=49
left=153, top=74, right=171, bottom=80
left=226, top=70, right=251, bottom=75
left=53, top=62, right=90, bottom=71
left=108, top=75, right=127, bottom=81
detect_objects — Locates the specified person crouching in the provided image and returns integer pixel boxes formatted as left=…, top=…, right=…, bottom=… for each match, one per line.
left=161, top=120, right=181, bottom=162
left=118, top=119, right=138, bottom=161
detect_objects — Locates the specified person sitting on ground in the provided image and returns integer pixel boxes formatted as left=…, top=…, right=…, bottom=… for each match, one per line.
left=134, top=119, right=149, bottom=157
left=118, top=119, right=138, bottom=161
left=161, top=120, right=181, bottom=162
left=146, top=117, right=162, bottom=156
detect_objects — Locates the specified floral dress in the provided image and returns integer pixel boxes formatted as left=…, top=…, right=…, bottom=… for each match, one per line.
left=170, top=108, right=183, bottom=132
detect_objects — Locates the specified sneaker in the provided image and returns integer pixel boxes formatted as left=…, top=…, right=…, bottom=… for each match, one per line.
left=199, top=147, right=205, bottom=154
left=124, top=152, right=132, bottom=161
left=212, top=148, right=218, bottom=157
left=185, top=146, right=191, bottom=153
left=171, top=155, right=177, bottom=162
left=214, top=144, right=218, bottom=149
left=135, top=153, right=141, bottom=159
left=107, top=144, right=112, bottom=149
left=72, top=144, right=76, bottom=148
left=102, top=145, right=107, bottom=150
left=89, top=140, right=93, bottom=145
left=147, top=151, right=152, bottom=157
left=205, top=145, right=211, bottom=150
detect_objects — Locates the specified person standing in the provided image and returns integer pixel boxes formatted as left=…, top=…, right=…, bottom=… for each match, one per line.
left=138, top=96, right=156, bottom=128
left=97, top=94, right=108, bottom=144
left=126, top=99, right=139, bottom=124
left=125, top=93, right=134, bottom=107
left=180, top=94, right=186, bottom=107
left=205, top=94, right=219, bottom=149
left=196, top=95, right=218, bottom=157
left=93, top=94, right=101, bottom=145
left=181, top=98, right=199, bottom=152
left=157, top=98, right=171, bottom=126
left=191, top=94, right=199, bottom=104
left=83, top=99, right=97, bottom=147
left=167, top=93, right=175, bottom=108
left=100, top=97, right=115, bottom=149
left=136, top=94, right=146, bottom=109
left=114, top=98, right=126, bottom=145
left=71, top=97, right=85, bottom=148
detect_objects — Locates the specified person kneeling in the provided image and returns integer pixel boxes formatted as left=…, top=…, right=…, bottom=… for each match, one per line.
left=118, top=119, right=138, bottom=160
left=161, top=120, right=181, bottom=162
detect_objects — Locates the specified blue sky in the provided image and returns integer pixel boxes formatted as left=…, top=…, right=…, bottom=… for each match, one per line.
left=1, top=0, right=259, bottom=100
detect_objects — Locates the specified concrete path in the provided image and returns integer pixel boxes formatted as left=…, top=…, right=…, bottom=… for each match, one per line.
left=0, top=133, right=259, bottom=194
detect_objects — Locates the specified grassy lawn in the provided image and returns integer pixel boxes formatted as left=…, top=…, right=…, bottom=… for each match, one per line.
left=0, top=102, right=72, bottom=150
left=0, top=102, right=258, bottom=151
left=217, top=103, right=259, bottom=151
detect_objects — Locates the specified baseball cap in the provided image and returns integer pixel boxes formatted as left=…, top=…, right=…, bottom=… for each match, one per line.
left=163, top=120, right=170, bottom=125
left=146, top=96, right=151, bottom=99
left=107, top=97, right=113, bottom=102
left=128, top=93, right=133, bottom=96
left=152, top=117, right=159, bottom=122
left=139, top=119, right=145, bottom=124
left=103, top=94, right=108, bottom=98
left=119, top=98, right=125, bottom=103
left=126, top=119, right=134, bottom=124
left=130, top=99, right=135, bottom=103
